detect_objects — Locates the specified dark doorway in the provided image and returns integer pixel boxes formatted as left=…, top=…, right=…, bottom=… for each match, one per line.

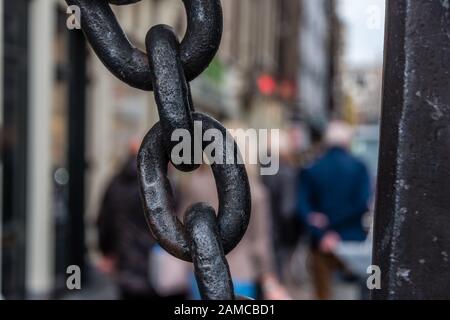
left=52, top=8, right=88, bottom=295
left=1, top=0, right=30, bottom=299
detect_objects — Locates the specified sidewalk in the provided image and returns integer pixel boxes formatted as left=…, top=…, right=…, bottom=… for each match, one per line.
left=61, top=267, right=119, bottom=300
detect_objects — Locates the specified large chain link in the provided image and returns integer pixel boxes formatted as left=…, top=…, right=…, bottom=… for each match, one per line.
left=67, top=0, right=252, bottom=300
left=66, top=0, right=222, bottom=91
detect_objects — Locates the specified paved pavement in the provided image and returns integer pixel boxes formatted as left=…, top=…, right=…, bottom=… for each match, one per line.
left=62, top=245, right=362, bottom=301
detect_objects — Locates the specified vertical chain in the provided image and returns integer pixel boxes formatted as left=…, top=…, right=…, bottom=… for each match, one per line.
left=68, top=0, right=252, bottom=300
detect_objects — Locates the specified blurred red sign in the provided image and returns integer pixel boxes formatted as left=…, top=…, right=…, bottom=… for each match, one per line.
left=257, top=74, right=276, bottom=96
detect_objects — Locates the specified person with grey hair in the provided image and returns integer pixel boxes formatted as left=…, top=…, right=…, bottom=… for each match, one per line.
left=297, top=121, right=372, bottom=300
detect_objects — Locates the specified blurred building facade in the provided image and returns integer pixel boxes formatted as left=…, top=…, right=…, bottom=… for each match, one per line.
left=342, top=65, right=383, bottom=124
left=0, top=0, right=163, bottom=299
left=193, top=0, right=341, bottom=135
left=0, top=0, right=340, bottom=299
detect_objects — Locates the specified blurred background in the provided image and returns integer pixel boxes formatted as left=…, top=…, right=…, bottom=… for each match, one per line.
left=0, top=0, right=385, bottom=300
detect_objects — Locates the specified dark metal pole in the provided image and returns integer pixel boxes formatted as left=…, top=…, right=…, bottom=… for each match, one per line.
left=67, top=29, right=87, bottom=277
left=373, top=0, right=450, bottom=299
left=1, top=0, right=30, bottom=299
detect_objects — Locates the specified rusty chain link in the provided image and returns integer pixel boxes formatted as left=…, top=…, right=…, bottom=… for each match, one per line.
left=67, top=0, right=251, bottom=300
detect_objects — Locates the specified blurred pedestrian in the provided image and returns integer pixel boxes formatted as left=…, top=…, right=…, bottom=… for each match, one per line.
left=262, top=130, right=303, bottom=282
left=297, top=121, right=372, bottom=300
left=179, top=163, right=290, bottom=300
left=97, top=138, right=160, bottom=300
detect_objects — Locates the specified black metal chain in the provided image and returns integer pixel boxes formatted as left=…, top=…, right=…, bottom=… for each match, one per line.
left=67, top=0, right=251, bottom=300
left=66, top=0, right=223, bottom=91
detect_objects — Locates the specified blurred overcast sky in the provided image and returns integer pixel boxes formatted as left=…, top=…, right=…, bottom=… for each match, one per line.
left=338, top=0, right=386, bottom=68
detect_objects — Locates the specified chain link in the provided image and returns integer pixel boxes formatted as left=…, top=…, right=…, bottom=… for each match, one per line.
left=68, top=0, right=252, bottom=300
left=66, top=0, right=223, bottom=91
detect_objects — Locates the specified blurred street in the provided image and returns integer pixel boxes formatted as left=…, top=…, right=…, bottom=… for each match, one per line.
left=1, top=0, right=385, bottom=300
left=61, top=242, right=361, bottom=300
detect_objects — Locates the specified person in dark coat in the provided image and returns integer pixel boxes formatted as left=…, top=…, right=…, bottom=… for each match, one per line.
left=97, top=141, right=159, bottom=300
left=297, top=121, right=372, bottom=299
left=262, top=130, right=303, bottom=281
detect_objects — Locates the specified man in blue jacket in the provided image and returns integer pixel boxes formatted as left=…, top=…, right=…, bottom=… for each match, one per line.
left=297, top=121, right=372, bottom=299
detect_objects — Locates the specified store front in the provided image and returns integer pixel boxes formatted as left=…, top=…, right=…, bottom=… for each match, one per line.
left=1, top=0, right=160, bottom=299
left=0, top=0, right=88, bottom=299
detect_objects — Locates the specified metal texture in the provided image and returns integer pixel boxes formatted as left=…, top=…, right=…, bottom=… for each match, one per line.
left=185, top=203, right=234, bottom=300
left=373, top=0, right=450, bottom=299
left=137, top=112, right=251, bottom=262
left=108, top=0, right=141, bottom=5
left=146, top=25, right=197, bottom=172
left=65, top=0, right=223, bottom=91
left=71, top=0, right=250, bottom=300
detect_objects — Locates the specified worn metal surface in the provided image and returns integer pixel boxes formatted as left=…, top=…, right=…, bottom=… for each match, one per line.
left=137, top=112, right=251, bottom=262
left=108, top=0, right=141, bottom=5
left=373, top=0, right=450, bottom=299
left=71, top=0, right=250, bottom=300
left=185, top=203, right=234, bottom=300
left=146, top=25, right=198, bottom=172
left=65, top=0, right=222, bottom=91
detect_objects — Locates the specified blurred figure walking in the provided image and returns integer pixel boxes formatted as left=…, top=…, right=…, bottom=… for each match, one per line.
left=96, top=139, right=160, bottom=300
left=173, top=121, right=290, bottom=299
left=262, top=130, right=303, bottom=282
left=297, top=121, right=372, bottom=300
left=179, top=161, right=290, bottom=300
